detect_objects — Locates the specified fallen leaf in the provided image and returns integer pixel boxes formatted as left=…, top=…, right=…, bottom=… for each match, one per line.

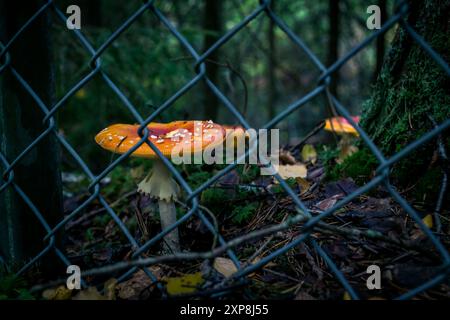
left=213, top=257, right=238, bottom=278
left=276, top=164, right=307, bottom=180
left=42, top=285, right=72, bottom=300
left=104, top=278, right=117, bottom=300
left=296, top=177, right=311, bottom=195
left=116, top=267, right=161, bottom=300
left=315, top=194, right=341, bottom=211
left=325, top=178, right=358, bottom=197
left=165, top=272, right=204, bottom=296
left=72, top=287, right=108, bottom=300
left=279, top=150, right=297, bottom=165
left=307, top=167, right=324, bottom=181
left=422, top=214, right=433, bottom=229
left=301, top=144, right=317, bottom=164
left=72, top=278, right=117, bottom=300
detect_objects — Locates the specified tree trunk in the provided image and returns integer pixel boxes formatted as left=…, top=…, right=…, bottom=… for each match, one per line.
left=361, top=0, right=449, bottom=199
left=202, top=0, right=222, bottom=121
left=0, top=1, right=63, bottom=267
left=328, top=0, right=340, bottom=98
left=267, top=0, right=277, bottom=120
left=374, top=0, right=388, bottom=79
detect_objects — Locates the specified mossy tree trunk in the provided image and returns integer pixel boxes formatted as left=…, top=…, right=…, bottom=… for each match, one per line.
left=361, top=0, right=449, bottom=200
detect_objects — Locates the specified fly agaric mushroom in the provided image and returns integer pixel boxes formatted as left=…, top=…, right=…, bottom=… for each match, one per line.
left=95, top=120, right=226, bottom=252
left=323, top=116, right=360, bottom=163
left=324, top=116, right=360, bottom=136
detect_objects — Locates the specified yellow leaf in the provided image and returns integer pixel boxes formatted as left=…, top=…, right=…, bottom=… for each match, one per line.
left=276, top=164, right=307, bottom=180
left=422, top=214, right=433, bottom=228
left=213, top=257, right=238, bottom=278
left=165, top=272, right=204, bottom=296
left=343, top=291, right=352, bottom=300
left=42, top=285, right=72, bottom=300
left=296, top=177, right=311, bottom=195
left=301, top=144, right=317, bottom=164
left=75, top=88, right=86, bottom=99
left=72, top=278, right=117, bottom=300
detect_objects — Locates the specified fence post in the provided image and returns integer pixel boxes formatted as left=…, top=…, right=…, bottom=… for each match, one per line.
left=0, top=1, right=63, bottom=268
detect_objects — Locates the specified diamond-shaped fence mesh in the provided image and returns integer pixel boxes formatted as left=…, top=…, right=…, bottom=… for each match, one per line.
left=0, top=0, right=449, bottom=300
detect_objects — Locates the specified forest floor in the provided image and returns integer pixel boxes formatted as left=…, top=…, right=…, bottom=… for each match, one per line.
left=2, top=139, right=449, bottom=300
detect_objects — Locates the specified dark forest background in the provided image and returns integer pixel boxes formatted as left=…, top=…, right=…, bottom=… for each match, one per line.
left=52, top=0, right=394, bottom=170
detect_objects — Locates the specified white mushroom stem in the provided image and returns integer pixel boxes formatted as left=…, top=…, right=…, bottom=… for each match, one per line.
left=137, top=159, right=180, bottom=252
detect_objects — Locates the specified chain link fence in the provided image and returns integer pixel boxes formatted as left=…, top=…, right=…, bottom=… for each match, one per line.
left=0, top=0, right=449, bottom=299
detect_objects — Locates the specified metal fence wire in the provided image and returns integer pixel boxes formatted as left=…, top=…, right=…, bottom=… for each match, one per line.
left=1, top=0, right=449, bottom=300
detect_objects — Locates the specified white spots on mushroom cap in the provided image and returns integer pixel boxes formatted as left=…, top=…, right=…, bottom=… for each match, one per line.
left=150, top=135, right=157, bottom=139
left=156, top=139, right=164, bottom=143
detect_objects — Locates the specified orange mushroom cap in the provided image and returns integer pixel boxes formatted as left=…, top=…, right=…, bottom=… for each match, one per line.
left=95, top=120, right=226, bottom=159
left=324, top=116, right=360, bottom=136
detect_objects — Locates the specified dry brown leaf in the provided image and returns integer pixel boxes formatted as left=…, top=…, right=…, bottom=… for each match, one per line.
left=277, top=164, right=307, bottom=180
left=279, top=150, right=297, bottom=165
left=104, top=278, right=117, bottom=300
left=296, top=177, right=311, bottom=195
left=116, top=267, right=162, bottom=300
left=213, top=257, right=238, bottom=278
left=72, top=278, right=117, bottom=300
left=315, top=194, right=341, bottom=211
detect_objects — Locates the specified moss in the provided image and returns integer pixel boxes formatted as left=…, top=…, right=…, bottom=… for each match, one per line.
left=200, top=188, right=233, bottom=207
left=0, top=273, right=34, bottom=300
left=326, top=148, right=378, bottom=185
left=231, top=202, right=259, bottom=224
left=186, top=170, right=213, bottom=190
left=360, top=0, right=449, bottom=198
